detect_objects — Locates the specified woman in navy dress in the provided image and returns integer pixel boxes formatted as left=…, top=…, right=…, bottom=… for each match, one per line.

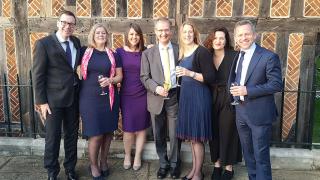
left=79, top=23, right=123, bottom=179
left=116, top=23, right=150, bottom=171
left=203, top=27, right=242, bottom=180
left=176, top=22, right=216, bottom=180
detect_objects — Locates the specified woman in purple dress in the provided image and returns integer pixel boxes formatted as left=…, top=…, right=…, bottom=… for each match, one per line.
left=116, top=23, right=150, bottom=171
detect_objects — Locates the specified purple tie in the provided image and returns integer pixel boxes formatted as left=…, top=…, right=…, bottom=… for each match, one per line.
left=64, top=41, right=72, bottom=67
left=235, top=51, right=246, bottom=84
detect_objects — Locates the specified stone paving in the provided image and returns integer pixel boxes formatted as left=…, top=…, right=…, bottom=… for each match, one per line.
left=0, top=156, right=319, bottom=180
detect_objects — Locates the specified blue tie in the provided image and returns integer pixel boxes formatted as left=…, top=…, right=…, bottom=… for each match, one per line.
left=64, top=41, right=72, bottom=67
left=235, top=51, right=245, bottom=84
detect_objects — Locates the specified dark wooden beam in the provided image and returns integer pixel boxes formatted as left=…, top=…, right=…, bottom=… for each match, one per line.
left=232, top=0, right=244, bottom=17
left=66, top=0, right=76, bottom=6
left=259, top=0, right=271, bottom=18
left=12, top=0, right=33, bottom=136
left=142, top=0, right=153, bottom=18
left=91, top=0, right=101, bottom=17
left=290, top=0, right=304, bottom=18
left=169, top=0, right=177, bottom=19
left=203, top=0, right=216, bottom=18
left=116, top=0, right=127, bottom=17
left=189, top=18, right=320, bottom=33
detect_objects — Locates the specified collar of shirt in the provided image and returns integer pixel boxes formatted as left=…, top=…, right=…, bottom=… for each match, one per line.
left=238, top=43, right=256, bottom=101
left=55, top=31, right=70, bottom=43
left=55, top=32, right=76, bottom=69
left=158, top=41, right=173, bottom=51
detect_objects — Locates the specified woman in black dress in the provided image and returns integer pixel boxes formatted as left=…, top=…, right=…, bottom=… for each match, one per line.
left=203, top=27, right=242, bottom=180
left=80, top=23, right=123, bottom=179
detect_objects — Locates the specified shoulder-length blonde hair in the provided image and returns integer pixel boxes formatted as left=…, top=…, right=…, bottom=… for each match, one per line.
left=178, top=21, right=200, bottom=60
left=87, top=23, right=109, bottom=48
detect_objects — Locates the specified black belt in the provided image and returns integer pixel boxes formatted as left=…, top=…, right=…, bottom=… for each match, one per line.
left=168, top=88, right=177, bottom=94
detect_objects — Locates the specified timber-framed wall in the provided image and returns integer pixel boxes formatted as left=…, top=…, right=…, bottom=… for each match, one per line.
left=0, top=0, right=319, bottom=145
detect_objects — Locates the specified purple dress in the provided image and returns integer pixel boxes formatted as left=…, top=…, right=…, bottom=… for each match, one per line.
left=116, top=48, right=150, bottom=132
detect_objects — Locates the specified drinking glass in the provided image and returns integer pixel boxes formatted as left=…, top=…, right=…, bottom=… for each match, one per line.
left=230, top=82, right=239, bottom=105
left=163, top=82, right=170, bottom=100
left=98, top=75, right=108, bottom=95
left=175, top=66, right=181, bottom=87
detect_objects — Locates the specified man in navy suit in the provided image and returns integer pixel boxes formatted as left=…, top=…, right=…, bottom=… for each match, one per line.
left=229, top=20, right=282, bottom=180
left=32, top=10, right=80, bottom=180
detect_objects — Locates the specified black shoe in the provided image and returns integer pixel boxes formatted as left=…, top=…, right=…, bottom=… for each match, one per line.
left=47, top=176, right=57, bottom=180
left=170, top=167, right=181, bottom=179
left=101, top=168, right=110, bottom=177
left=66, top=171, right=77, bottom=180
left=211, top=167, right=222, bottom=180
left=221, top=170, right=234, bottom=180
left=181, top=175, right=192, bottom=180
left=157, top=167, right=170, bottom=179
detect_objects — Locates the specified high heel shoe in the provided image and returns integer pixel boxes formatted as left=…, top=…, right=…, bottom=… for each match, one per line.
left=88, top=166, right=104, bottom=180
left=181, top=175, right=192, bottom=180
left=221, top=169, right=234, bottom=180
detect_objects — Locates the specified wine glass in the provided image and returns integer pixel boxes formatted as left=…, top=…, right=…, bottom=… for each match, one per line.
left=98, top=75, right=108, bottom=95
left=230, top=82, right=239, bottom=105
left=175, top=66, right=181, bottom=87
left=163, top=82, right=170, bottom=100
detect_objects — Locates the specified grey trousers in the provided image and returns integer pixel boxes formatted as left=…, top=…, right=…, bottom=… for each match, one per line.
left=150, top=91, right=181, bottom=168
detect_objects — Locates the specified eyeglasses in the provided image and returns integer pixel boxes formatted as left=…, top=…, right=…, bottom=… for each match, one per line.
left=59, top=20, right=76, bottom=27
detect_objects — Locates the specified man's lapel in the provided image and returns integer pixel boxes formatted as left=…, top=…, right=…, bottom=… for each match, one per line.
left=244, top=45, right=262, bottom=84
left=51, top=34, right=71, bottom=68
left=153, top=45, right=165, bottom=83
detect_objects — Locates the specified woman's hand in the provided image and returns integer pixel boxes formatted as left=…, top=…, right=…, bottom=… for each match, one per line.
left=175, top=66, right=192, bottom=77
left=98, top=77, right=112, bottom=87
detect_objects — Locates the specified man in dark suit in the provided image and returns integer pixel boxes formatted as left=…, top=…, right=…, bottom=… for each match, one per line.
left=140, top=17, right=181, bottom=179
left=229, top=20, right=282, bottom=180
left=32, top=10, right=81, bottom=180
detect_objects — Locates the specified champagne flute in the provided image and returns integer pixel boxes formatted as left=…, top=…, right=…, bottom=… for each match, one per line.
left=98, top=75, right=108, bottom=95
left=163, top=82, right=170, bottom=100
left=175, top=66, right=181, bottom=87
left=230, top=82, right=239, bottom=105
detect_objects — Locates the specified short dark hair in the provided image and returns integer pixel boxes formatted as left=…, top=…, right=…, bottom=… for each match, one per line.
left=59, top=10, right=77, bottom=24
left=125, top=23, right=145, bottom=52
left=203, top=26, right=233, bottom=51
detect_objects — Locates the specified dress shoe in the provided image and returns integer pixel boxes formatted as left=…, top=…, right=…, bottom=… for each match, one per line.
left=221, top=169, right=234, bottom=180
left=211, top=167, right=222, bottom=180
left=66, top=171, right=77, bottom=180
left=170, top=167, right=181, bottom=179
left=47, top=176, right=57, bottom=180
left=157, top=167, right=170, bottom=179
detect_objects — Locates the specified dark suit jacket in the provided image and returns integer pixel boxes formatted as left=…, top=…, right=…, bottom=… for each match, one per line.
left=140, top=43, right=179, bottom=115
left=228, top=44, right=283, bottom=125
left=32, top=33, right=81, bottom=107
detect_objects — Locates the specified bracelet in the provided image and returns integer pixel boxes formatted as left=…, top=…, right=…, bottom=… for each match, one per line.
left=191, top=72, right=196, bottom=78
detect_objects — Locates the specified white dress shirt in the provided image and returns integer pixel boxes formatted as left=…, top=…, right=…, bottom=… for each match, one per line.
left=56, top=32, right=76, bottom=69
left=159, top=42, right=177, bottom=88
left=235, top=43, right=256, bottom=100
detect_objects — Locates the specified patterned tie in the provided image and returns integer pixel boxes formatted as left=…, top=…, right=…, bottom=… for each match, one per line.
left=235, top=51, right=246, bottom=84
left=64, top=41, right=72, bottom=67
left=163, top=47, right=171, bottom=89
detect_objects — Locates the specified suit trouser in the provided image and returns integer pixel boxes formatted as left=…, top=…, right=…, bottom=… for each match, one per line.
left=150, top=91, right=181, bottom=169
left=235, top=104, right=272, bottom=180
left=44, top=100, right=79, bottom=177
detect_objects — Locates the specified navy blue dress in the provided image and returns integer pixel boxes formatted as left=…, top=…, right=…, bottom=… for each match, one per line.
left=79, top=48, right=122, bottom=137
left=176, top=52, right=213, bottom=142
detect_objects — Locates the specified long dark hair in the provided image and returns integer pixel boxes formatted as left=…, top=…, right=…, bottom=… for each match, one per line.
left=203, top=26, right=233, bottom=51
left=125, top=23, right=145, bottom=52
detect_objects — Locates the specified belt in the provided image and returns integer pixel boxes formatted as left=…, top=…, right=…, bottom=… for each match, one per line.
left=168, top=88, right=177, bottom=94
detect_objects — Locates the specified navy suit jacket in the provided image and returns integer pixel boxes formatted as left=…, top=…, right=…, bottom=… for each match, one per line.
left=228, top=44, right=283, bottom=125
